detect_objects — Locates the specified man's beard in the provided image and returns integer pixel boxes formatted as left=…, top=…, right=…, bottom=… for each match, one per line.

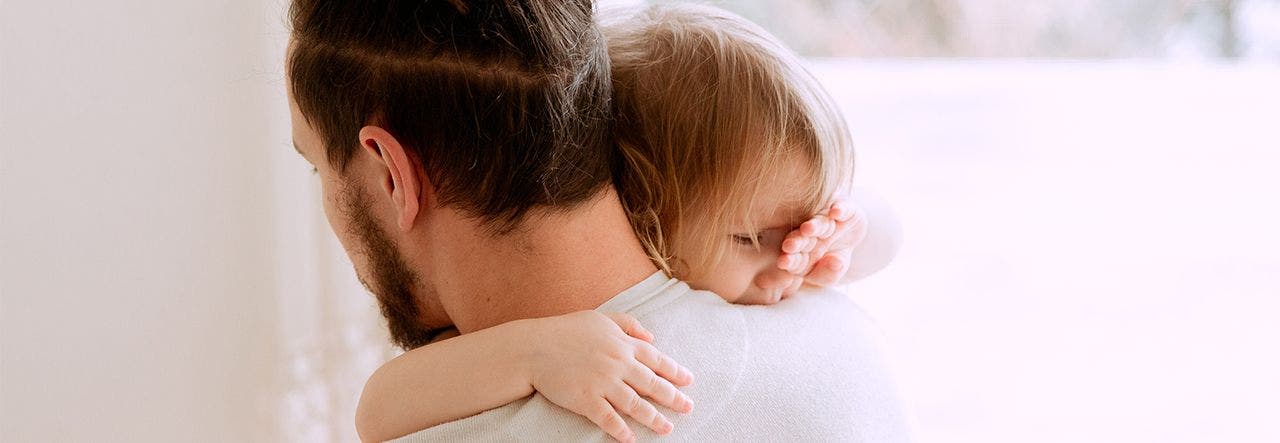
left=339, top=184, right=437, bottom=350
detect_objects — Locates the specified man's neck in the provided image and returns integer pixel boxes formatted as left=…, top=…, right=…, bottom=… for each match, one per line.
left=429, top=188, right=659, bottom=334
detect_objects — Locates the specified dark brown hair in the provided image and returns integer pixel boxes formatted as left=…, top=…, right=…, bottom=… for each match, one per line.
left=288, top=0, right=614, bottom=233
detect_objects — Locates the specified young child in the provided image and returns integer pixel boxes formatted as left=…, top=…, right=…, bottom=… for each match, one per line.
left=355, top=4, right=894, bottom=442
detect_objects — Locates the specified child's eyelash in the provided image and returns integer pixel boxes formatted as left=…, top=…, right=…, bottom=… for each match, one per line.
left=731, top=234, right=757, bottom=246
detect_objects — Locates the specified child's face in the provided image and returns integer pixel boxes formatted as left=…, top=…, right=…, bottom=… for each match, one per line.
left=679, top=159, right=815, bottom=305
left=691, top=220, right=797, bottom=305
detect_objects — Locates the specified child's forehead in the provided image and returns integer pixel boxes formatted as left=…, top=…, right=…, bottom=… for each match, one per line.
left=739, top=198, right=813, bottom=231
left=735, top=161, right=825, bottom=229
left=706, top=147, right=827, bottom=230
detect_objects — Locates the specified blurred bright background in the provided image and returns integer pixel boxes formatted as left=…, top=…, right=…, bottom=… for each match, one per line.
left=2, top=0, right=1277, bottom=442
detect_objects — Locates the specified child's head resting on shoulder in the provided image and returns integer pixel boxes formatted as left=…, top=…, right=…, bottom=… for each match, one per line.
left=605, top=3, right=855, bottom=303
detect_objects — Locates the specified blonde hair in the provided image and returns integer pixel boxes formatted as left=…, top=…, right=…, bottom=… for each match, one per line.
left=606, top=3, right=855, bottom=279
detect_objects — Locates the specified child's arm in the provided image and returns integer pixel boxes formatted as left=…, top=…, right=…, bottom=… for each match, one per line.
left=778, top=188, right=901, bottom=287
left=355, top=311, right=694, bottom=443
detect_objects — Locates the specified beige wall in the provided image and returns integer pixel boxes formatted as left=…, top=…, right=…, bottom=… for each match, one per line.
left=2, top=1, right=284, bottom=440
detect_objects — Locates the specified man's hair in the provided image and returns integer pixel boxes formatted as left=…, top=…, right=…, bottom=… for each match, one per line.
left=288, top=0, right=614, bottom=233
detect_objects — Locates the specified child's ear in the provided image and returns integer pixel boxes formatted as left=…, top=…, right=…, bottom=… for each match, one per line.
left=358, top=126, right=426, bottom=231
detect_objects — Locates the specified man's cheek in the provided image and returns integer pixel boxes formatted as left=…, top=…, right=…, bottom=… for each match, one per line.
left=320, top=198, right=345, bottom=244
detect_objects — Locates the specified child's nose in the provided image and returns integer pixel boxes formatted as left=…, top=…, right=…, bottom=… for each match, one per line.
left=779, top=275, right=803, bottom=300
left=753, top=267, right=794, bottom=291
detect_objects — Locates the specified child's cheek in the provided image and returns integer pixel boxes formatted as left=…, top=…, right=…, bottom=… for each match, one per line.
left=700, top=255, right=756, bottom=303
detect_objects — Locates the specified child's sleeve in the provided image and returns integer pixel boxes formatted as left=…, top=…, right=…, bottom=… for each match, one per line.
left=845, top=187, right=903, bottom=283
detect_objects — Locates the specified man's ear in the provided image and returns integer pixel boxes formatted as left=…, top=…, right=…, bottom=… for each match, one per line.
left=358, top=126, right=424, bottom=231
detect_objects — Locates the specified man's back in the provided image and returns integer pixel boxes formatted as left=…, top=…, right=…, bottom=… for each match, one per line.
left=396, top=273, right=912, bottom=441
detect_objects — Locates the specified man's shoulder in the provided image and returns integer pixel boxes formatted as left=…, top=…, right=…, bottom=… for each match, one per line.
left=395, top=284, right=911, bottom=442
left=743, top=286, right=879, bottom=337
left=625, top=285, right=910, bottom=439
left=626, top=281, right=865, bottom=323
left=634, top=284, right=872, bottom=343
left=689, top=287, right=911, bottom=441
left=626, top=284, right=886, bottom=386
left=626, top=284, right=744, bottom=333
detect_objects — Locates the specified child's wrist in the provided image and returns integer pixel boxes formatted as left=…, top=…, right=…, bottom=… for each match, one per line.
left=506, top=317, right=548, bottom=390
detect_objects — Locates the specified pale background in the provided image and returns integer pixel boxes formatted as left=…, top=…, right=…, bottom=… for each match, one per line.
left=2, top=0, right=1277, bottom=442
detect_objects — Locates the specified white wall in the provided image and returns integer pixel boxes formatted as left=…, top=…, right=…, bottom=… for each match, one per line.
left=2, top=1, right=284, bottom=441
left=821, top=60, right=1280, bottom=442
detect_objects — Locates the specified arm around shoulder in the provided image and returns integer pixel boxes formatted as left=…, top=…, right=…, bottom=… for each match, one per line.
left=355, top=320, right=539, bottom=442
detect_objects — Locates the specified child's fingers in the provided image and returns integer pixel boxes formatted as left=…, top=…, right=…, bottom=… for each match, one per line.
left=828, top=202, right=847, bottom=222
left=781, top=232, right=817, bottom=254
left=790, top=253, right=811, bottom=274
left=604, top=312, right=654, bottom=343
left=608, top=385, right=674, bottom=436
left=803, top=254, right=847, bottom=287
left=586, top=399, right=635, bottom=443
left=633, top=341, right=694, bottom=387
left=800, top=215, right=838, bottom=238
left=810, top=213, right=862, bottom=256
left=625, top=363, right=693, bottom=414
left=806, top=230, right=839, bottom=261
left=829, top=199, right=856, bottom=222
left=777, top=253, right=808, bottom=274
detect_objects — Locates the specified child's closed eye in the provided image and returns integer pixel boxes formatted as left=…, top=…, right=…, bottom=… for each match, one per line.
left=731, top=233, right=761, bottom=249
left=732, top=230, right=788, bottom=251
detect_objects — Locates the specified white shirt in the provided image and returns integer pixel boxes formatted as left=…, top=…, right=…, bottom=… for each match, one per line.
left=394, top=272, right=913, bottom=442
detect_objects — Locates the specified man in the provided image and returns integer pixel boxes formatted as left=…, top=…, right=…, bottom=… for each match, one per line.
left=285, top=0, right=911, bottom=440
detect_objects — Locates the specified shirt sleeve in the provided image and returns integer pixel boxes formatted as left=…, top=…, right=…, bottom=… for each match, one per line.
left=845, top=187, right=903, bottom=283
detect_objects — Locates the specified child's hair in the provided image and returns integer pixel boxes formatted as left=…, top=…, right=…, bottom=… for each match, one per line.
left=605, top=3, right=856, bottom=279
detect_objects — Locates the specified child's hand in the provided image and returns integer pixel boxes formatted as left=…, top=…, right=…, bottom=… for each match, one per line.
left=522, top=311, right=694, bottom=443
left=776, top=198, right=868, bottom=287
